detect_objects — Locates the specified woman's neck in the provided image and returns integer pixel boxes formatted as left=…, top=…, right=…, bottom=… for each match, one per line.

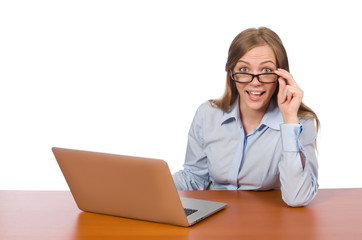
left=239, top=101, right=269, bottom=135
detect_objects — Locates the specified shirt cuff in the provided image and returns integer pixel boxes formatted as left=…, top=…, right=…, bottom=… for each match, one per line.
left=280, top=123, right=303, bottom=152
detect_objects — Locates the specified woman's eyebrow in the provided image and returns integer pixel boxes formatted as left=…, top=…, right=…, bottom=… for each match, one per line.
left=260, top=60, right=277, bottom=66
left=236, top=60, right=276, bottom=66
left=236, top=60, right=249, bottom=64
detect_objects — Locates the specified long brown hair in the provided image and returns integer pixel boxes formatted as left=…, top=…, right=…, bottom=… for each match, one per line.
left=211, top=27, right=320, bottom=133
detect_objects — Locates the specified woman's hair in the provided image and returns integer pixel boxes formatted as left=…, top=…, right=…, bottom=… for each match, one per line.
left=211, top=27, right=320, bottom=132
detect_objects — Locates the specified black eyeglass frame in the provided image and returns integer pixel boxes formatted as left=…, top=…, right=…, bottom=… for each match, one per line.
left=230, top=70, right=279, bottom=84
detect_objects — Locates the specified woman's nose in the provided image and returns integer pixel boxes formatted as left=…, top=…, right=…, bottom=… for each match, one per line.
left=249, top=75, right=261, bottom=86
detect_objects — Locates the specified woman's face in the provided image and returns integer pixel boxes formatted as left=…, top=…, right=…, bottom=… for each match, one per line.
left=233, top=44, right=278, bottom=114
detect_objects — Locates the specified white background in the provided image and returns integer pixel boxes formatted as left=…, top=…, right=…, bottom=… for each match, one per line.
left=1, top=0, right=361, bottom=190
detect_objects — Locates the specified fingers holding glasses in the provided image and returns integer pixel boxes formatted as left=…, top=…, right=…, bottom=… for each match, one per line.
left=275, top=69, right=298, bottom=86
left=275, top=69, right=304, bottom=123
left=277, top=76, right=287, bottom=104
left=275, top=69, right=303, bottom=99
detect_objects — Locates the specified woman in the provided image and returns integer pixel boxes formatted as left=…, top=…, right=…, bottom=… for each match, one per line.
left=172, top=27, right=320, bottom=207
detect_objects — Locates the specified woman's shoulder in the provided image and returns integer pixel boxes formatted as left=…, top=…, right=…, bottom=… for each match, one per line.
left=196, top=100, right=224, bottom=116
left=190, top=100, right=226, bottom=128
left=299, top=117, right=317, bottom=127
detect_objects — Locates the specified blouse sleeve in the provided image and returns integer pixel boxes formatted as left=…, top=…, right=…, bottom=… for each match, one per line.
left=279, top=119, right=318, bottom=207
left=172, top=104, right=210, bottom=190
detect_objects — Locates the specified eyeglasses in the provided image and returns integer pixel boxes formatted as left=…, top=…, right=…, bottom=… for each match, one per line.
left=230, top=70, right=279, bottom=83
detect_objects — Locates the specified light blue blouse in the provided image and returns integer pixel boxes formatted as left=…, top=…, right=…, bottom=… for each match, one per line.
left=172, top=99, right=318, bottom=207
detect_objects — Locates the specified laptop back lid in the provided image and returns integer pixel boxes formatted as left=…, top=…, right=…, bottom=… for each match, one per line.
left=52, top=147, right=189, bottom=227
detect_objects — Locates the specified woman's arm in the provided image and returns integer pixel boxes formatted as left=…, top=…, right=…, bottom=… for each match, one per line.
left=279, top=120, right=318, bottom=207
left=276, top=69, right=318, bottom=206
left=172, top=104, right=210, bottom=190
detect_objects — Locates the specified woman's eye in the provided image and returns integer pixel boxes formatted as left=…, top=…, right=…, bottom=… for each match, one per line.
left=262, top=68, right=273, bottom=73
left=239, top=67, right=248, bottom=72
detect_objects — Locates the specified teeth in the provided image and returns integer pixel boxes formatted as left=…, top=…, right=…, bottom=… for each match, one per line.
left=250, top=91, right=262, bottom=95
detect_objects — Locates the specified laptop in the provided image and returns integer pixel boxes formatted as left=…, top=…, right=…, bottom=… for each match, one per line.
left=52, top=147, right=227, bottom=227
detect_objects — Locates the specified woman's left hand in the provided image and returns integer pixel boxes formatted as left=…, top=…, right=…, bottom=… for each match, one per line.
left=275, top=69, right=304, bottom=124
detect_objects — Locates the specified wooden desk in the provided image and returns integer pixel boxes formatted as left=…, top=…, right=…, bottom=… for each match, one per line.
left=1, top=189, right=361, bottom=240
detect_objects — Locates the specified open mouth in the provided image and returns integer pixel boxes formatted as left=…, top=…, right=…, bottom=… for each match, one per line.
left=246, top=90, right=265, bottom=96
left=246, top=90, right=265, bottom=101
